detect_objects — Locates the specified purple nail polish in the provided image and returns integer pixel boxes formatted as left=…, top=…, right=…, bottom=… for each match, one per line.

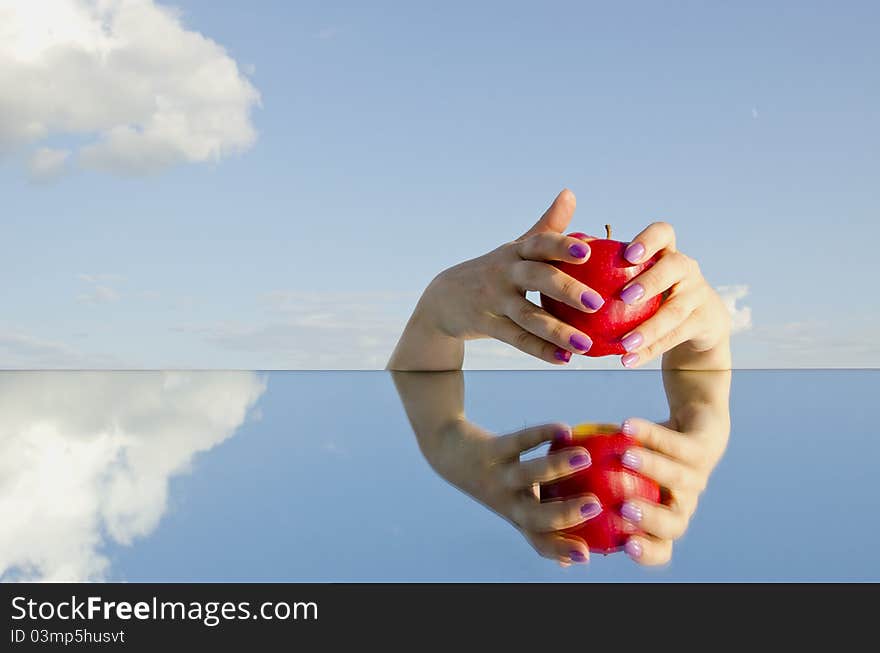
left=624, top=242, right=645, bottom=264
left=554, top=349, right=572, bottom=363
left=581, top=290, right=604, bottom=311
left=569, top=333, right=593, bottom=352
left=620, top=332, right=643, bottom=352
left=555, top=425, right=572, bottom=442
left=621, top=352, right=639, bottom=368
left=570, top=550, right=587, bottom=563
left=569, top=453, right=591, bottom=469
left=620, top=283, right=645, bottom=305
left=568, top=242, right=589, bottom=259
left=625, top=538, right=643, bottom=560
left=621, top=501, right=643, bottom=524
left=621, top=450, right=642, bottom=470
left=580, top=502, right=602, bottom=518
left=621, top=419, right=637, bottom=436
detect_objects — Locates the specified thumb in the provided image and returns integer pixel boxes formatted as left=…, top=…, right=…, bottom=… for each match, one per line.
left=519, top=189, right=577, bottom=239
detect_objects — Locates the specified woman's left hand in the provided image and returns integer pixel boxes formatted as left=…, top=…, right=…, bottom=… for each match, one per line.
left=614, top=222, right=731, bottom=369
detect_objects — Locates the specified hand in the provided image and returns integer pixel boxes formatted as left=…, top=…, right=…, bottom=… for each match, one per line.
left=388, top=189, right=605, bottom=370
left=613, top=370, right=731, bottom=565
left=423, top=420, right=605, bottom=566
left=614, top=222, right=731, bottom=370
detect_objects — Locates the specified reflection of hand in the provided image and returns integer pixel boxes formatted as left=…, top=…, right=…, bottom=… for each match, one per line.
left=614, top=370, right=732, bottom=565
left=420, top=419, right=604, bottom=566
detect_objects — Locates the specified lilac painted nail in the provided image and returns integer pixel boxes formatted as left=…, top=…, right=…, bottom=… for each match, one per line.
left=621, top=501, right=643, bottom=524
left=625, top=538, right=643, bottom=560
left=554, top=349, right=572, bottom=363
left=581, top=290, right=605, bottom=311
left=569, top=333, right=593, bottom=352
left=580, top=502, right=602, bottom=519
left=620, top=332, right=643, bottom=352
left=620, top=283, right=645, bottom=305
left=624, top=242, right=646, bottom=264
left=621, top=352, right=639, bottom=368
left=568, top=242, right=589, bottom=259
left=621, top=450, right=642, bottom=470
left=555, top=425, right=573, bottom=442
left=621, top=419, right=637, bottom=436
left=569, top=453, right=591, bottom=469
left=569, top=550, right=587, bottom=563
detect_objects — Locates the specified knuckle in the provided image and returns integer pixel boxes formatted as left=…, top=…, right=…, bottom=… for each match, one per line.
left=549, top=320, right=566, bottom=343
left=556, top=273, right=577, bottom=298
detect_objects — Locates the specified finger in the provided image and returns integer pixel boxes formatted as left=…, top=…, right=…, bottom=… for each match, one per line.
left=515, top=232, right=592, bottom=264
left=519, top=189, right=577, bottom=239
left=620, top=418, right=698, bottom=464
left=618, top=294, right=699, bottom=363
left=621, top=446, right=704, bottom=494
left=484, top=315, right=573, bottom=365
left=620, top=498, right=690, bottom=541
left=504, top=297, right=595, bottom=354
left=493, top=422, right=572, bottom=459
left=509, top=261, right=605, bottom=313
left=525, top=532, right=591, bottom=566
left=624, top=535, right=672, bottom=566
left=621, top=316, right=695, bottom=368
left=621, top=220, right=677, bottom=264
left=515, top=493, right=602, bottom=532
left=500, top=446, right=592, bottom=489
left=619, top=251, right=693, bottom=306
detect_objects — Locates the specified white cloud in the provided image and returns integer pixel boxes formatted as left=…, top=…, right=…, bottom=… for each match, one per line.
left=0, top=0, right=260, bottom=175
left=27, top=146, right=70, bottom=182
left=0, top=329, right=123, bottom=368
left=77, top=273, right=123, bottom=304
left=716, top=284, right=752, bottom=334
left=0, top=371, right=266, bottom=581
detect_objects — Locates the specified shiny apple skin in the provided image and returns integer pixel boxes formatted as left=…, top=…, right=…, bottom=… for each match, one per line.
left=540, top=428, right=661, bottom=555
left=540, top=236, right=661, bottom=357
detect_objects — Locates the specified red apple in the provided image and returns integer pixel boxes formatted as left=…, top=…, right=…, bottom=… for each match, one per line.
left=540, top=227, right=662, bottom=357
left=540, top=423, right=661, bottom=554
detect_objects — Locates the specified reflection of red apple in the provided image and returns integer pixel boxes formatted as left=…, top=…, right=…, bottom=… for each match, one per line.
left=540, top=227, right=661, bottom=357
left=540, top=423, right=660, bottom=555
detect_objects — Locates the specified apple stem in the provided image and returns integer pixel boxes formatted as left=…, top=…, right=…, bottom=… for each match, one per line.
left=605, top=224, right=611, bottom=239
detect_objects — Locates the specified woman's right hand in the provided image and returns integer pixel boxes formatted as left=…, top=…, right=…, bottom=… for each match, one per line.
left=388, top=189, right=605, bottom=369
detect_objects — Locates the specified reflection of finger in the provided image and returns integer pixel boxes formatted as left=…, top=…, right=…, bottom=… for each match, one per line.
left=526, top=532, right=591, bottom=566
left=493, top=422, right=570, bottom=459
left=624, top=534, right=673, bottom=566
left=500, top=447, right=591, bottom=489
left=620, top=499, right=689, bottom=541
left=621, top=447, right=704, bottom=493
left=514, top=493, right=602, bottom=532
left=621, top=417, right=698, bottom=464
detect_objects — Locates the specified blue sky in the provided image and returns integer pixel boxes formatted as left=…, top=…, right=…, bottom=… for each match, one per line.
left=1, top=1, right=878, bottom=368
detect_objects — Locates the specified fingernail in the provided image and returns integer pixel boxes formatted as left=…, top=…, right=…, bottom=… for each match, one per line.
left=569, top=550, right=587, bottom=563
left=569, top=453, right=591, bottom=469
left=568, top=232, right=589, bottom=240
left=625, top=538, right=643, bottom=560
left=621, top=501, right=643, bottom=524
left=555, top=425, right=572, bottom=442
left=620, top=283, right=645, bottom=305
left=621, top=352, right=639, bottom=368
left=620, top=332, right=643, bottom=352
left=569, top=333, right=593, bottom=352
left=621, top=450, right=642, bottom=470
left=554, top=349, right=572, bottom=363
left=568, top=242, right=589, bottom=259
left=624, top=242, right=645, bottom=263
left=581, top=290, right=605, bottom=311
left=580, top=502, right=602, bottom=518
left=621, top=419, right=637, bottom=436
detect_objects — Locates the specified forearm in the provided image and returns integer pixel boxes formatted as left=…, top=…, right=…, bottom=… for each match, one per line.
left=387, top=296, right=465, bottom=371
